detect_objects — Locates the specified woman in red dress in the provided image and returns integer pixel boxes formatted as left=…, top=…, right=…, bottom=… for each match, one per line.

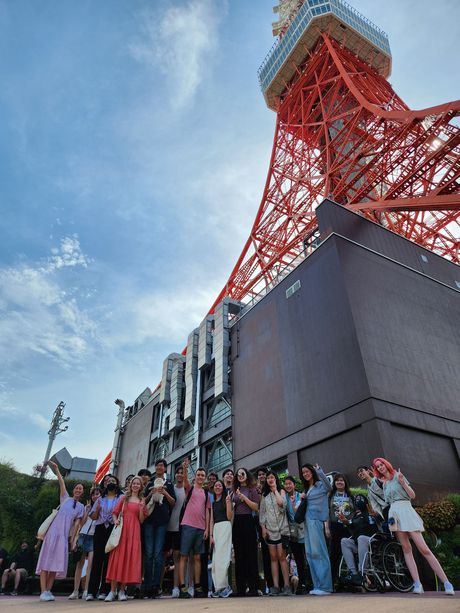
left=105, top=476, right=147, bottom=601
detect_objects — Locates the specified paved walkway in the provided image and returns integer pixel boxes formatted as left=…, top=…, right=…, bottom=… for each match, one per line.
left=0, top=593, right=458, bottom=613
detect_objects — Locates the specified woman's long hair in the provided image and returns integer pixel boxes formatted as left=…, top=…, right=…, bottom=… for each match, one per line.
left=233, top=467, right=255, bottom=491
left=125, top=476, right=144, bottom=499
left=213, top=479, right=227, bottom=512
left=300, top=463, right=319, bottom=489
left=262, top=470, right=282, bottom=497
left=372, top=457, right=395, bottom=480
left=329, top=473, right=352, bottom=500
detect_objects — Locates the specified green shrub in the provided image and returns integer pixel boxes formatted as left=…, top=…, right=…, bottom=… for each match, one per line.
left=415, top=499, right=457, bottom=532
left=446, top=493, right=460, bottom=523
left=435, top=525, right=460, bottom=589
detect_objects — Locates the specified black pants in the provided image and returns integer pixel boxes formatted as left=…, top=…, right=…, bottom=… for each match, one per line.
left=329, top=522, right=349, bottom=583
left=88, top=524, right=113, bottom=596
left=232, top=515, right=259, bottom=594
left=258, top=525, right=273, bottom=589
left=290, top=540, right=311, bottom=589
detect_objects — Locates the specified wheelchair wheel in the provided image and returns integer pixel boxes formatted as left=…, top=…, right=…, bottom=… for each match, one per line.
left=382, top=541, right=413, bottom=592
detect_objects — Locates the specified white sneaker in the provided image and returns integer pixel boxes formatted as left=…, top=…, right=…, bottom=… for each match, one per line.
left=104, top=592, right=116, bottom=602
left=171, top=587, right=180, bottom=598
left=118, top=590, right=127, bottom=601
left=412, top=583, right=424, bottom=594
left=82, top=591, right=88, bottom=599
left=40, top=592, right=53, bottom=602
left=85, top=594, right=94, bottom=601
left=47, top=592, right=55, bottom=601
left=187, top=586, right=194, bottom=597
left=310, top=589, right=331, bottom=596
left=98, top=593, right=107, bottom=600
left=68, top=590, right=79, bottom=600
left=444, top=581, right=455, bottom=595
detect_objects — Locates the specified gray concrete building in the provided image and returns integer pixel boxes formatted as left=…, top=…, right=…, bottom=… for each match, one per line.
left=113, top=200, right=460, bottom=501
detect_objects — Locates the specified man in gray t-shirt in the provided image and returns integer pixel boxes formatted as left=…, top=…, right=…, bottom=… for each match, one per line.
left=165, top=464, right=187, bottom=597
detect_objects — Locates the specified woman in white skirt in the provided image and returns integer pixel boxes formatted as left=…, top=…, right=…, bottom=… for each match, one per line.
left=210, top=480, right=233, bottom=598
left=372, top=457, right=454, bottom=595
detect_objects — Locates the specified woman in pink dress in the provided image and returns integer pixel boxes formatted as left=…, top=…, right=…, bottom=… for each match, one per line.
left=36, top=461, right=85, bottom=601
left=105, top=476, right=148, bottom=601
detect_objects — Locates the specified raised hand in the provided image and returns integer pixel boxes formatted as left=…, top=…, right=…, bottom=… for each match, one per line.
left=397, top=469, right=405, bottom=485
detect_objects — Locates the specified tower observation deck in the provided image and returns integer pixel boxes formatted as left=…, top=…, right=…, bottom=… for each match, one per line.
left=207, top=0, right=460, bottom=309
left=259, top=0, right=391, bottom=111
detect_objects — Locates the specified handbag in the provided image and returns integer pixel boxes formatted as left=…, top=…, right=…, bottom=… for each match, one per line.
left=105, top=516, right=123, bottom=553
left=37, top=506, right=60, bottom=540
left=294, top=497, right=307, bottom=524
left=105, top=502, right=125, bottom=553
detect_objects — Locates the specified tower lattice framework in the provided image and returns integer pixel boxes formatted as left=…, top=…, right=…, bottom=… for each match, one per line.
left=210, top=32, right=460, bottom=311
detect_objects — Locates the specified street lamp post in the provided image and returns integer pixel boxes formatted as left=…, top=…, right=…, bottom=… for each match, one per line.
left=40, top=401, right=70, bottom=477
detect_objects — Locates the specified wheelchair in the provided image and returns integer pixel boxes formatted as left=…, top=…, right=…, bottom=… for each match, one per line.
left=339, top=531, right=413, bottom=593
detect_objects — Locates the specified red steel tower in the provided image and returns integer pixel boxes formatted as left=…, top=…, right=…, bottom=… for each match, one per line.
left=210, top=0, right=460, bottom=311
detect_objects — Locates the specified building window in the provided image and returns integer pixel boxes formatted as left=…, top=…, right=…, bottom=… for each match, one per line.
left=206, top=436, right=232, bottom=474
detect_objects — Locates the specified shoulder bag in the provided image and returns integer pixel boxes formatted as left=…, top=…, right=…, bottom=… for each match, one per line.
left=294, top=496, right=307, bottom=524
left=105, top=501, right=125, bottom=553
left=37, top=505, right=60, bottom=540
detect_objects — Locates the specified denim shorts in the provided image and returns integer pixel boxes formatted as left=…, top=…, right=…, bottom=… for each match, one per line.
left=77, top=533, right=94, bottom=554
left=180, top=525, right=205, bottom=556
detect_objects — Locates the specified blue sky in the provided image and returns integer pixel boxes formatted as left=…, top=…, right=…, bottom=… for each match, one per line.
left=1, top=0, right=459, bottom=474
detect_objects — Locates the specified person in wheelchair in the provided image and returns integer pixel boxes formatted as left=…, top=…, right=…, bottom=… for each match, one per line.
left=340, top=494, right=378, bottom=586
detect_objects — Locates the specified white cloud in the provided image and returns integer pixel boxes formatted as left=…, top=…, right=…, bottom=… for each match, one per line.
left=46, top=236, right=92, bottom=271
left=0, top=236, right=97, bottom=370
left=129, top=0, right=227, bottom=109
left=107, top=284, right=216, bottom=348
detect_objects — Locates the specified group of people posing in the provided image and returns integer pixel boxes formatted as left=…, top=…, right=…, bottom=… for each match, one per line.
left=30, top=456, right=455, bottom=601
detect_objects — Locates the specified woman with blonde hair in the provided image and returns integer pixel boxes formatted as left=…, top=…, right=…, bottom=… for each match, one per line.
left=372, top=457, right=454, bottom=596
left=104, top=476, right=148, bottom=601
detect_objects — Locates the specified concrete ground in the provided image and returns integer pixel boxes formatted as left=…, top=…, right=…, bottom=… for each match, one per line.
left=0, top=593, right=458, bottom=613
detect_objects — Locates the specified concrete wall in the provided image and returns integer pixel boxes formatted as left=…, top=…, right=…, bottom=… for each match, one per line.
left=230, top=200, right=460, bottom=501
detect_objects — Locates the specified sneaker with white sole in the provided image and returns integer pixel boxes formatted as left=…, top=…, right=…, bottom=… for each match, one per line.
left=47, top=592, right=55, bottom=601
left=40, top=592, right=52, bottom=602
left=104, top=592, right=116, bottom=602
left=98, top=593, right=107, bottom=600
left=310, top=589, right=331, bottom=596
left=85, top=594, right=94, bottom=601
left=171, top=587, right=180, bottom=598
left=82, top=591, right=88, bottom=599
left=219, top=586, right=233, bottom=598
left=118, top=590, right=127, bottom=601
left=412, top=582, right=424, bottom=594
left=444, top=581, right=455, bottom=596
left=68, top=590, right=79, bottom=600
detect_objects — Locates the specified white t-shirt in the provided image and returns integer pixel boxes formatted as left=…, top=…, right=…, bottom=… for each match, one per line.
left=167, top=485, right=186, bottom=532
